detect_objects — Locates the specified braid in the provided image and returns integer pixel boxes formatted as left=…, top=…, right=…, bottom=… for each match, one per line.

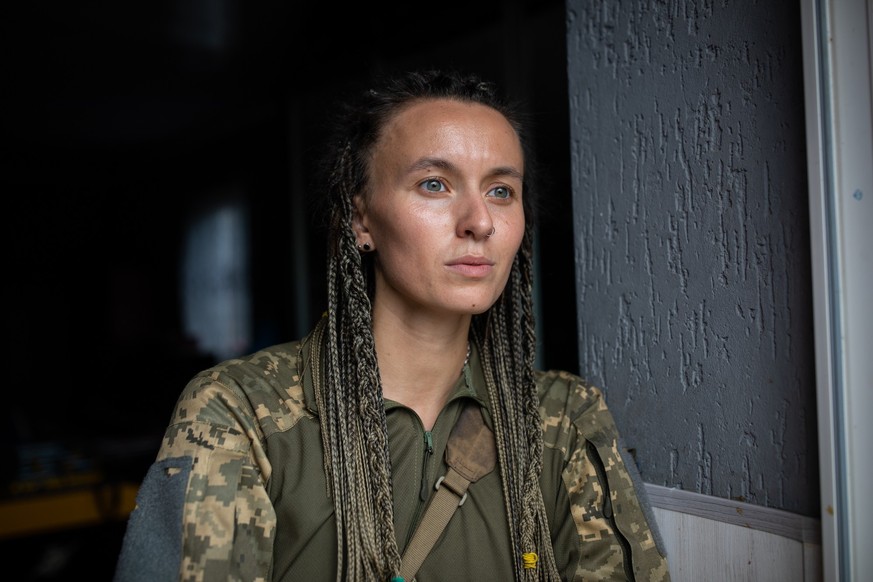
left=473, top=220, right=560, bottom=581
left=319, top=143, right=401, bottom=580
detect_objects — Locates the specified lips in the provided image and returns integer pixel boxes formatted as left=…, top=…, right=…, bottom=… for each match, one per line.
left=447, top=255, right=495, bottom=267
left=446, top=255, right=495, bottom=277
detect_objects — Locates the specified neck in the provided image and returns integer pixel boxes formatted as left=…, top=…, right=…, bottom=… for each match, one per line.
left=372, top=308, right=471, bottom=430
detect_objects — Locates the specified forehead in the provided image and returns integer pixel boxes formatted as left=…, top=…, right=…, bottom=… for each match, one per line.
left=375, top=98, right=522, bottom=160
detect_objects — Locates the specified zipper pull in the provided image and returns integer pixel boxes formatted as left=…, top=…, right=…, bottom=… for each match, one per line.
left=419, top=431, right=434, bottom=500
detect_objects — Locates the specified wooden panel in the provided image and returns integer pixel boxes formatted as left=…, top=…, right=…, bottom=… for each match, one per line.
left=645, top=483, right=821, bottom=544
left=653, top=507, right=816, bottom=582
left=803, top=542, right=823, bottom=581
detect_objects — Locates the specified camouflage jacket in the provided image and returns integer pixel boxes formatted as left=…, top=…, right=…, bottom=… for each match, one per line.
left=114, top=320, right=670, bottom=581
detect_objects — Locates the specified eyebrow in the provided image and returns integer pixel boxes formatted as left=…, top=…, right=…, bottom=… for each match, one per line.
left=408, top=157, right=524, bottom=181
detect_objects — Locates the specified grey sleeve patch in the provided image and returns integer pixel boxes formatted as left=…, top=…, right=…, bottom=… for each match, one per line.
left=113, top=456, right=191, bottom=582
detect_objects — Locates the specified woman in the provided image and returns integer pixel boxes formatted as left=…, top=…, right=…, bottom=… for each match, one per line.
left=114, top=69, right=670, bottom=581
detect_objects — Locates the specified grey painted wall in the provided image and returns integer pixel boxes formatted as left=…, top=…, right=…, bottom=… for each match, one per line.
left=565, top=0, right=819, bottom=516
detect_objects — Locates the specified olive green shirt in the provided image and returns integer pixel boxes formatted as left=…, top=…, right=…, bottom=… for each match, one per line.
left=114, top=321, right=670, bottom=581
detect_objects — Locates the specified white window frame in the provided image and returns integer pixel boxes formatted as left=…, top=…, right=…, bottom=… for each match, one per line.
left=800, top=0, right=873, bottom=580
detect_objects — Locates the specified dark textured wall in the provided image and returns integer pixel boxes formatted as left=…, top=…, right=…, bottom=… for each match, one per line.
left=565, top=0, right=819, bottom=515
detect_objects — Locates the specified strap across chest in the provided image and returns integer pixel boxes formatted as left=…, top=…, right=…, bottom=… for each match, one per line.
left=397, top=402, right=497, bottom=582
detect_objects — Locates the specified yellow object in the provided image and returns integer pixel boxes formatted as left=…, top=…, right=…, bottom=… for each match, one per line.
left=522, top=552, right=538, bottom=569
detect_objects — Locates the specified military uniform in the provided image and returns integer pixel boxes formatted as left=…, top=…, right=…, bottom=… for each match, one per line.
left=114, top=317, right=670, bottom=581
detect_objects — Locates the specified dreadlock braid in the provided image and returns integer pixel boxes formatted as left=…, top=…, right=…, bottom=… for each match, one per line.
left=473, top=218, right=560, bottom=581
left=319, top=142, right=401, bottom=580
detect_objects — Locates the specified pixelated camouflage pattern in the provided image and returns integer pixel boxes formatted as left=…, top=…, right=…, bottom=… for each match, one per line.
left=538, top=369, right=671, bottom=581
left=119, top=325, right=669, bottom=581
left=138, top=343, right=310, bottom=582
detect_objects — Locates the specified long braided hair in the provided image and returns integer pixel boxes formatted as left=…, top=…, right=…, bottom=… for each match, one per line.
left=314, top=69, right=559, bottom=581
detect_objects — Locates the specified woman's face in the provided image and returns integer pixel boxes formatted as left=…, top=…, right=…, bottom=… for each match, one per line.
left=353, top=99, right=526, bottom=320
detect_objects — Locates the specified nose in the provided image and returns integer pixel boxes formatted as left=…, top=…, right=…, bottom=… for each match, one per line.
left=456, top=192, right=494, bottom=240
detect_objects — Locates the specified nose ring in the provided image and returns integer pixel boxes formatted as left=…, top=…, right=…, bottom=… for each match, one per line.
left=486, top=227, right=496, bottom=238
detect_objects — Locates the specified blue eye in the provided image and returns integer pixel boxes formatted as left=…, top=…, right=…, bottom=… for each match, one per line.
left=488, top=186, right=512, bottom=199
left=422, top=179, right=446, bottom=192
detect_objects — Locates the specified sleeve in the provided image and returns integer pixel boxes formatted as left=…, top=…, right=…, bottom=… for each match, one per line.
left=539, top=371, right=671, bottom=582
left=113, top=376, right=276, bottom=582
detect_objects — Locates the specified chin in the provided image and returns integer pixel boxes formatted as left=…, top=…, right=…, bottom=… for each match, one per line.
left=448, top=295, right=501, bottom=316
left=427, top=287, right=504, bottom=317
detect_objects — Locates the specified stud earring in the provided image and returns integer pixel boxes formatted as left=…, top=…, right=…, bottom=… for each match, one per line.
left=358, top=242, right=372, bottom=252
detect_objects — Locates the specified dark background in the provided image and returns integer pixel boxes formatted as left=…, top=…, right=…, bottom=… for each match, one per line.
left=2, top=1, right=576, bottom=578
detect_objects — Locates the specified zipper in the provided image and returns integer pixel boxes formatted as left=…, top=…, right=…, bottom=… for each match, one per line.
left=402, top=429, right=435, bottom=551
left=586, top=440, right=635, bottom=581
left=419, top=431, right=434, bottom=500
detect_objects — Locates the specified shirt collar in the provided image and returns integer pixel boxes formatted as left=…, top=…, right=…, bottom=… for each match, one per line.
left=299, top=317, right=491, bottom=418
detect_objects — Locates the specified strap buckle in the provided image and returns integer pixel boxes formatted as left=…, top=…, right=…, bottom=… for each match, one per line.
left=434, top=475, right=467, bottom=506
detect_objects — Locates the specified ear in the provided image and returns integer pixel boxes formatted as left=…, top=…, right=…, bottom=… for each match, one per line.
left=351, top=194, right=370, bottom=239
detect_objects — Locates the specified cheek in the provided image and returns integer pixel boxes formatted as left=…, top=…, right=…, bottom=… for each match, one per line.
left=373, top=218, right=423, bottom=252
left=370, top=220, right=435, bottom=282
left=370, top=204, right=449, bottom=249
left=500, top=212, right=526, bottom=254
